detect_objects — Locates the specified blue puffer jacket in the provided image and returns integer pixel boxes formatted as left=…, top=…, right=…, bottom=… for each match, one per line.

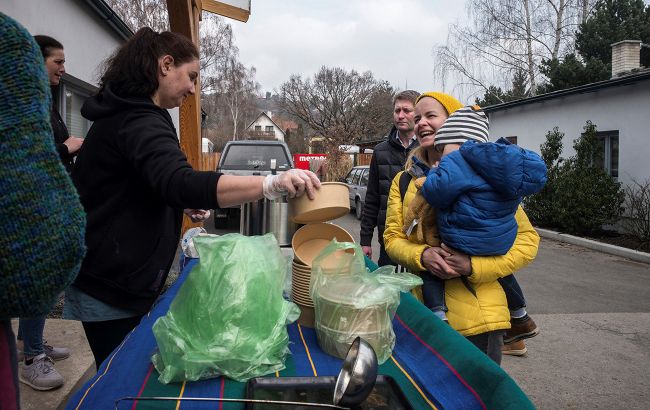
left=421, top=138, right=546, bottom=255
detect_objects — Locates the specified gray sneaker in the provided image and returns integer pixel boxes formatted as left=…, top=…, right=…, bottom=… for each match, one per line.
left=19, top=354, right=64, bottom=391
left=17, top=340, right=70, bottom=362
left=43, top=340, right=70, bottom=361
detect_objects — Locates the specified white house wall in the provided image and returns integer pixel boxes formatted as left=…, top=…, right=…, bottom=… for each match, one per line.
left=3, top=0, right=181, bottom=137
left=250, top=116, right=284, bottom=141
left=3, top=0, right=123, bottom=86
left=487, top=79, right=650, bottom=188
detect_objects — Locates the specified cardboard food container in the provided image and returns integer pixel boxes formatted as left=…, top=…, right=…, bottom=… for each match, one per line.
left=291, top=223, right=354, bottom=267
left=288, top=182, right=350, bottom=224
left=315, top=322, right=394, bottom=360
left=313, top=278, right=394, bottom=359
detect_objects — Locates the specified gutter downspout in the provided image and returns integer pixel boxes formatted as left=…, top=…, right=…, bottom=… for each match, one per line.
left=83, top=0, right=133, bottom=41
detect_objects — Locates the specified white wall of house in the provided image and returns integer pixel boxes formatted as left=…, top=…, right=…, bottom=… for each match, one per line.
left=487, top=79, right=650, bottom=188
left=3, top=0, right=181, bottom=138
left=4, top=0, right=123, bottom=86
left=248, top=114, right=285, bottom=141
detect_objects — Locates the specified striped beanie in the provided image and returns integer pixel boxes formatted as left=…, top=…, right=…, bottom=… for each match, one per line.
left=415, top=91, right=463, bottom=115
left=434, top=105, right=489, bottom=148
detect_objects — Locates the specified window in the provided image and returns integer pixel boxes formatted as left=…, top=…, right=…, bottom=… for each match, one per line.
left=505, top=136, right=518, bottom=145
left=255, top=125, right=262, bottom=131
left=593, top=131, right=619, bottom=178
left=265, top=126, right=274, bottom=133
left=57, top=76, right=95, bottom=138
left=359, top=168, right=369, bottom=186
left=219, top=144, right=291, bottom=171
left=345, top=169, right=360, bottom=185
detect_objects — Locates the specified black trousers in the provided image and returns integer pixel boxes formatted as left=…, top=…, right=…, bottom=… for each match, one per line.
left=82, top=315, right=143, bottom=369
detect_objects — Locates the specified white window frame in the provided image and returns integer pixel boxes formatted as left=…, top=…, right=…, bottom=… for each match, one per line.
left=593, top=130, right=619, bottom=179
left=58, top=74, right=97, bottom=138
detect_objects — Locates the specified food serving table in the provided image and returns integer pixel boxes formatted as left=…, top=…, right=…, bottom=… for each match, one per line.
left=66, top=257, right=533, bottom=410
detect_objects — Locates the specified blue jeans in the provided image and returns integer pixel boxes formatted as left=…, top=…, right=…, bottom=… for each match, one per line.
left=17, top=316, right=45, bottom=357
left=421, top=273, right=526, bottom=312
left=499, top=274, right=526, bottom=311
left=421, top=274, right=448, bottom=313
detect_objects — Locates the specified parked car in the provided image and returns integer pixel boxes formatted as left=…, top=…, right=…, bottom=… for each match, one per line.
left=213, top=140, right=293, bottom=229
left=343, top=165, right=369, bottom=220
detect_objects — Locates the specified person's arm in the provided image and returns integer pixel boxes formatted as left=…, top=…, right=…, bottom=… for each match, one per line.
left=62, top=136, right=84, bottom=155
left=383, top=172, right=429, bottom=273
left=467, top=206, right=540, bottom=284
left=215, top=170, right=319, bottom=208
left=422, top=153, right=477, bottom=209
left=121, top=111, right=318, bottom=210
left=360, top=153, right=380, bottom=248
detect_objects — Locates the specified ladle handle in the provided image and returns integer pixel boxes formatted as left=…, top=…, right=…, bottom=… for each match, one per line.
left=115, top=396, right=348, bottom=409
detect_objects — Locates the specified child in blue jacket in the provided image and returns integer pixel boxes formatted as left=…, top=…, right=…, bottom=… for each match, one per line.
left=419, top=105, right=547, bottom=345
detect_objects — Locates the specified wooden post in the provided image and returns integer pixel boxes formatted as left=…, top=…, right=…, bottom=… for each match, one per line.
left=167, top=0, right=203, bottom=231
left=167, top=1, right=251, bottom=233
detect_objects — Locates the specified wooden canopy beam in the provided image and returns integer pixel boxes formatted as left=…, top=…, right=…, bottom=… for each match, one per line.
left=202, top=0, right=251, bottom=22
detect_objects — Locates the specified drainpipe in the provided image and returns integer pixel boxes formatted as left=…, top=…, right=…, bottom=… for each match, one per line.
left=83, top=0, right=133, bottom=41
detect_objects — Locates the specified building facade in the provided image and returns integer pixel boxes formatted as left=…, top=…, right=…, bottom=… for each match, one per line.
left=485, top=71, right=650, bottom=189
left=3, top=0, right=134, bottom=138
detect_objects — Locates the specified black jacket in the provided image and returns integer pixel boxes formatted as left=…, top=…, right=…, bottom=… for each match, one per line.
left=72, top=85, right=221, bottom=313
left=360, top=127, right=417, bottom=247
left=51, top=107, right=75, bottom=173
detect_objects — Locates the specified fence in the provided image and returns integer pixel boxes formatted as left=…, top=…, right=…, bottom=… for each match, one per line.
left=357, top=153, right=372, bottom=166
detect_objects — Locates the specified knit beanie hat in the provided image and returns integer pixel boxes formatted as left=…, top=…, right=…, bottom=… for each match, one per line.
left=434, top=105, right=489, bottom=149
left=415, top=92, right=464, bottom=115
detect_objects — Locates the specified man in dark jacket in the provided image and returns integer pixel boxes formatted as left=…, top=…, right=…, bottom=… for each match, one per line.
left=360, top=90, right=419, bottom=266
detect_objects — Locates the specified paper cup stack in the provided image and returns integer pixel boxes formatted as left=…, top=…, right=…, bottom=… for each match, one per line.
left=288, top=183, right=352, bottom=327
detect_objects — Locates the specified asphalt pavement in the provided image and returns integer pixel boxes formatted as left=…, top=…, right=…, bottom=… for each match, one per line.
left=329, top=211, right=650, bottom=410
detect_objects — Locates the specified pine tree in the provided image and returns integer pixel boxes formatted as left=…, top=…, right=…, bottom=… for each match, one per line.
left=540, top=0, right=650, bottom=93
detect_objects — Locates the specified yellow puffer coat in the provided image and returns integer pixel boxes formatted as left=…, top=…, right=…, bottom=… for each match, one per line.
left=384, top=171, right=540, bottom=337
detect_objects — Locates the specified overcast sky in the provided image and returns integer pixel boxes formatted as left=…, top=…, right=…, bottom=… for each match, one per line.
left=229, top=0, right=468, bottom=100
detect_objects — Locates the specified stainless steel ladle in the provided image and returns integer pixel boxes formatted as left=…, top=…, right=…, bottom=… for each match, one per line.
left=114, top=337, right=379, bottom=409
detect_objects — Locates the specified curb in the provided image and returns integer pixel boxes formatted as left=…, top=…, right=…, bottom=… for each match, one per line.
left=536, top=228, right=650, bottom=264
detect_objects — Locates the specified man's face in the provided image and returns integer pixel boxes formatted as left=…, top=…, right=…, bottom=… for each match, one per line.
left=393, top=99, right=415, bottom=134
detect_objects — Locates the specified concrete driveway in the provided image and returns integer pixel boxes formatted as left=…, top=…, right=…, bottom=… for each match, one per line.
left=331, top=212, right=650, bottom=410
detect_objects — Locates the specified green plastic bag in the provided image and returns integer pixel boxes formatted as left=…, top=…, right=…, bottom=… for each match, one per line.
left=310, top=240, right=422, bottom=364
left=152, top=233, right=299, bottom=383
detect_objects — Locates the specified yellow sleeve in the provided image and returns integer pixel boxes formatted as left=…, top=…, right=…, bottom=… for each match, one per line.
left=468, top=206, right=540, bottom=284
left=383, top=172, right=429, bottom=273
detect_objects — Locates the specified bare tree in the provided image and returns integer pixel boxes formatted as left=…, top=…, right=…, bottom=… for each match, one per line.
left=104, top=0, right=168, bottom=31
left=279, top=66, right=393, bottom=152
left=435, top=0, right=595, bottom=101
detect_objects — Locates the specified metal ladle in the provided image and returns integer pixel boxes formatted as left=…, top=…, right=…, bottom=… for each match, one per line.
left=114, top=337, right=379, bottom=409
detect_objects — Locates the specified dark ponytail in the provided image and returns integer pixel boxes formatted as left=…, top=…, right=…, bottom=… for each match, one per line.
left=33, top=35, right=64, bottom=58
left=99, top=27, right=198, bottom=98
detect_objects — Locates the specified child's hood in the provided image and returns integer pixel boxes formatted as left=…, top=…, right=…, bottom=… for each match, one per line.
left=460, top=138, right=547, bottom=197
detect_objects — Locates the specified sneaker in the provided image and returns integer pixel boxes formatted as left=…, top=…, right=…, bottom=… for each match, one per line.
left=502, top=340, right=527, bottom=356
left=503, top=314, right=540, bottom=344
left=43, top=340, right=70, bottom=361
left=17, top=340, right=70, bottom=362
left=19, top=354, right=64, bottom=391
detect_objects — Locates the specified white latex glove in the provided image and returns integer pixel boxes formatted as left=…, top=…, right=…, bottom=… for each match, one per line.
left=263, top=169, right=321, bottom=200
left=184, top=208, right=211, bottom=223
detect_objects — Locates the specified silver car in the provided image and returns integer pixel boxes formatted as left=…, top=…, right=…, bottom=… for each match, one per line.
left=343, top=165, right=369, bottom=220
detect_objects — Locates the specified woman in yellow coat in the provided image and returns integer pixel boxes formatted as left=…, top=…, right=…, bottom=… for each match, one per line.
left=383, top=92, right=540, bottom=364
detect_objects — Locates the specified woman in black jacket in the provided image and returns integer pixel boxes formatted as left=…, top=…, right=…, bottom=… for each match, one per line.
left=33, top=35, right=84, bottom=172
left=66, top=27, right=319, bottom=367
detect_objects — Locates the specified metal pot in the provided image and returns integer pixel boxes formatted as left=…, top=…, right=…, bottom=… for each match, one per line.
left=240, top=197, right=298, bottom=246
